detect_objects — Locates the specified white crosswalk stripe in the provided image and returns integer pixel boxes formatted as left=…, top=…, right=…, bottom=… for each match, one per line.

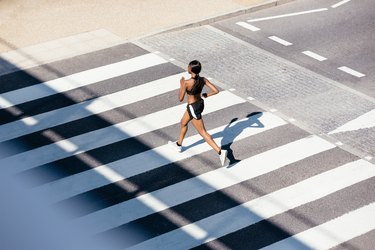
left=1, top=91, right=245, bottom=174
left=0, top=53, right=167, bottom=109
left=133, top=159, right=375, bottom=250
left=2, top=43, right=375, bottom=250
left=74, top=135, right=336, bottom=234
left=36, top=112, right=288, bottom=203
left=0, top=72, right=187, bottom=142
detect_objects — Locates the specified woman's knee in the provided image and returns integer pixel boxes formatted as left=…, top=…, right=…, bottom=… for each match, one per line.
left=180, top=119, right=188, bottom=128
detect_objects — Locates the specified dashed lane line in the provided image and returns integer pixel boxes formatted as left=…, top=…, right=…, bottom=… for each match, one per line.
left=235, top=22, right=260, bottom=32
left=302, top=51, right=327, bottom=61
left=268, top=36, right=293, bottom=46
left=338, top=66, right=366, bottom=78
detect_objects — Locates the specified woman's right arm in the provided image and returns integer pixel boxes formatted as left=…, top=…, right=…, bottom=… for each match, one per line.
left=179, top=77, right=186, bottom=102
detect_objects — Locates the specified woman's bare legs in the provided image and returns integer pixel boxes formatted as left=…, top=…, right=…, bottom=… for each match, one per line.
left=191, top=118, right=221, bottom=154
left=177, top=110, right=192, bottom=145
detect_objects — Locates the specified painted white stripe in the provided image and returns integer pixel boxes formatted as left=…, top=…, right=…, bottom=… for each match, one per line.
left=133, top=160, right=375, bottom=250
left=302, top=51, right=327, bottom=61
left=264, top=202, right=375, bottom=250
left=74, top=136, right=335, bottom=234
left=0, top=73, right=187, bottom=142
left=0, top=53, right=167, bottom=109
left=338, top=66, right=366, bottom=78
left=332, top=0, right=351, bottom=8
left=36, top=112, right=287, bottom=203
left=235, top=22, right=260, bottom=31
left=1, top=91, right=245, bottom=174
left=248, top=8, right=328, bottom=23
left=268, top=36, right=293, bottom=46
left=328, top=109, right=375, bottom=134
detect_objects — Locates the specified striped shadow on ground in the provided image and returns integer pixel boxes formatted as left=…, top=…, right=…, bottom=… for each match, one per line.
left=0, top=43, right=149, bottom=93
left=0, top=72, right=187, bottom=143
left=1, top=91, right=245, bottom=174
left=95, top=147, right=356, bottom=249
left=35, top=112, right=287, bottom=205
left=263, top=202, right=375, bottom=250
left=72, top=135, right=336, bottom=235
left=132, top=159, right=375, bottom=250
left=0, top=53, right=167, bottom=109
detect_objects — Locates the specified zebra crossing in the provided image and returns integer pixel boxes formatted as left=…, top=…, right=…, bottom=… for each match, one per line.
left=1, top=42, right=374, bottom=249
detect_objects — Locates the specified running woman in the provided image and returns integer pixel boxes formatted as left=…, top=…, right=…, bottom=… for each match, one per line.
left=168, top=60, right=228, bottom=167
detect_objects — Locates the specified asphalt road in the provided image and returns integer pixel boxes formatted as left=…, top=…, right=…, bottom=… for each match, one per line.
left=212, top=0, right=375, bottom=98
left=1, top=2, right=375, bottom=249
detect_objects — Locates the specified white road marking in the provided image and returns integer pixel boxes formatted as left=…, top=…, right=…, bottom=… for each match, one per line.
left=131, top=160, right=375, bottom=250
left=0, top=73, right=187, bottom=142
left=0, top=53, right=167, bottom=109
left=302, top=51, right=327, bottom=61
left=328, top=109, right=375, bottom=134
left=338, top=66, right=366, bottom=78
left=248, top=8, right=328, bottom=23
left=331, top=0, right=352, bottom=8
left=365, top=156, right=373, bottom=161
left=0, top=91, right=245, bottom=174
left=74, top=136, right=335, bottom=235
left=235, top=22, right=260, bottom=31
left=36, top=112, right=287, bottom=204
left=268, top=36, right=293, bottom=46
left=263, top=202, right=375, bottom=250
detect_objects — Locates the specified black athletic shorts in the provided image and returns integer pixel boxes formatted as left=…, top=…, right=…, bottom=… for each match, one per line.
left=187, top=99, right=204, bottom=120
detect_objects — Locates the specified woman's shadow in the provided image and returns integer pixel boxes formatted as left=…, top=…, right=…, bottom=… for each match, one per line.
left=185, top=112, right=264, bottom=167
left=220, top=112, right=264, bottom=167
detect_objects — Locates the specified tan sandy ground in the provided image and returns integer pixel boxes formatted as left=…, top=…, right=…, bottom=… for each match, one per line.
left=0, top=0, right=264, bottom=52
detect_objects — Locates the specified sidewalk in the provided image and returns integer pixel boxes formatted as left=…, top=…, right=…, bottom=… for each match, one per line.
left=0, top=0, right=277, bottom=53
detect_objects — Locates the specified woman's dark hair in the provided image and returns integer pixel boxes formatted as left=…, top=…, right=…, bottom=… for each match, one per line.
left=189, top=60, right=201, bottom=75
left=189, top=60, right=205, bottom=94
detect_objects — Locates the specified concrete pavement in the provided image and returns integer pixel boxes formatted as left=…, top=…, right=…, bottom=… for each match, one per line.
left=0, top=0, right=289, bottom=53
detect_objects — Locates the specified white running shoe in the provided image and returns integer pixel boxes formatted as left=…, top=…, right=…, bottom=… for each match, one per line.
left=220, top=150, right=229, bottom=167
left=168, top=141, right=182, bottom=153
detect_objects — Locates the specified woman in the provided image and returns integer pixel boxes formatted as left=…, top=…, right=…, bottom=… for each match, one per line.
left=168, top=60, right=228, bottom=167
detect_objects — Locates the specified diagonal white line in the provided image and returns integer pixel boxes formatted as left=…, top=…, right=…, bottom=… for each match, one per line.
left=248, top=8, right=328, bottom=23
left=331, top=0, right=351, bottom=8
left=329, top=109, right=375, bottom=134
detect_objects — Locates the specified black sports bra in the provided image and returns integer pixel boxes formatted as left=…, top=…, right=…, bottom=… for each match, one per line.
left=186, top=77, right=205, bottom=95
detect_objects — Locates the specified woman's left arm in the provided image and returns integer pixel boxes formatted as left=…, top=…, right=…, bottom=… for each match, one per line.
left=202, top=78, right=219, bottom=98
left=179, top=77, right=186, bottom=102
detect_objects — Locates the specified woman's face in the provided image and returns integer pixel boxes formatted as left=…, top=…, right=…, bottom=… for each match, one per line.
left=187, top=65, right=192, bottom=74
